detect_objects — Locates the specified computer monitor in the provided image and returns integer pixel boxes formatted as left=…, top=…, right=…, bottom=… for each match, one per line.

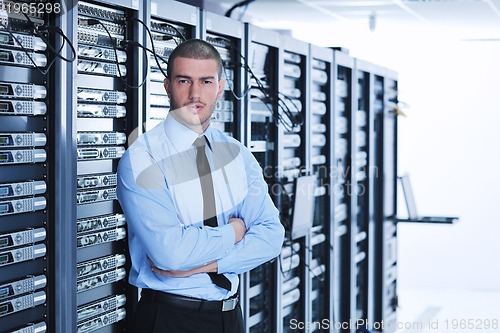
left=290, top=175, right=317, bottom=240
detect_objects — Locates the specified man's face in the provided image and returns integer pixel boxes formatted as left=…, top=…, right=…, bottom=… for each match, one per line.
left=164, top=57, right=224, bottom=133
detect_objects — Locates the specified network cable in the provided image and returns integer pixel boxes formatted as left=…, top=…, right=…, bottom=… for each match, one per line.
left=131, top=17, right=169, bottom=80
left=213, top=38, right=279, bottom=124
left=225, top=0, right=256, bottom=19
left=0, top=23, right=58, bottom=74
left=25, top=11, right=77, bottom=64
left=211, top=36, right=252, bottom=101
left=78, top=17, right=149, bottom=89
left=294, top=243, right=326, bottom=282
left=157, top=22, right=187, bottom=42
left=213, top=37, right=303, bottom=131
left=21, top=8, right=77, bottom=64
left=0, top=13, right=76, bottom=74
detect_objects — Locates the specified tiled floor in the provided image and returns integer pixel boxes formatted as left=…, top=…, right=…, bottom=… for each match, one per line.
left=395, top=288, right=500, bottom=333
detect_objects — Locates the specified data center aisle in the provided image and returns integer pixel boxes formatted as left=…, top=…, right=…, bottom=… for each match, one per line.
left=395, top=288, right=500, bottom=333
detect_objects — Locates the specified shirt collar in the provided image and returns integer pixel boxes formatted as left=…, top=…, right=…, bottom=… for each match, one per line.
left=163, top=115, right=215, bottom=152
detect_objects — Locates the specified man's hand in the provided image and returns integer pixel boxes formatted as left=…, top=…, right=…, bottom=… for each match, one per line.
left=228, top=217, right=246, bottom=243
left=150, top=260, right=218, bottom=278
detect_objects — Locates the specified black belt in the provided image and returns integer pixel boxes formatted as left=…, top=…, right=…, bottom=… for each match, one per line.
left=141, top=288, right=239, bottom=312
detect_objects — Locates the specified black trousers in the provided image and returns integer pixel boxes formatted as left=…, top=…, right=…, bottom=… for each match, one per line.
left=130, top=293, right=245, bottom=333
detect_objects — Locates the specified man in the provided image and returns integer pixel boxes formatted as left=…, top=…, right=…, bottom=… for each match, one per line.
left=116, top=39, right=284, bottom=332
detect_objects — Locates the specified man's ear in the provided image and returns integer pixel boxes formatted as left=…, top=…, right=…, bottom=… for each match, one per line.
left=164, top=78, right=171, bottom=98
left=217, top=79, right=225, bottom=100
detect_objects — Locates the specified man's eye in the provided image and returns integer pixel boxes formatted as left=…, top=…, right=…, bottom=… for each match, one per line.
left=203, top=80, right=213, bottom=84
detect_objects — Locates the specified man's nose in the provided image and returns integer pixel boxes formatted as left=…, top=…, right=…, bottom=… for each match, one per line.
left=189, top=83, right=201, bottom=100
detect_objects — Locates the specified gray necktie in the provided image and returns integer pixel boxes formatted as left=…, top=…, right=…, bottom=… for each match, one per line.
left=194, top=136, right=231, bottom=291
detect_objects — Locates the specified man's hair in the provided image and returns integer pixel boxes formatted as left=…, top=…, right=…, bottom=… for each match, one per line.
left=167, top=39, right=223, bottom=79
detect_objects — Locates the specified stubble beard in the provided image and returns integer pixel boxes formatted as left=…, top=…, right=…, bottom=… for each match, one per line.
left=169, top=98, right=214, bottom=131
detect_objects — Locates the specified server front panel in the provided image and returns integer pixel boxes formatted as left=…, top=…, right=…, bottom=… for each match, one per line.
left=0, top=6, right=50, bottom=332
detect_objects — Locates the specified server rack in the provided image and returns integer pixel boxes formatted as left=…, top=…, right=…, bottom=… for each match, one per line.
left=307, top=44, right=333, bottom=333
left=331, top=48, right=355, bottom=333
left=0, top=5, right=50, bottom=332
left=278, top=35, right=309, bottom=333
left=71, top=1, right=143, bottom=332
left=351, top=59, right=375, bottom=331
left=373, top=69, right=399, bottom=332
left=360, top=61, right=385, bottom=329
left=243, top=23, right=281, bottom=333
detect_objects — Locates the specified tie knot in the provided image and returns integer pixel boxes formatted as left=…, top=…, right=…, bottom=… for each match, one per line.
left=193, top=136, right=207, bottom=149
left=193, top=136, right=206, bottom=148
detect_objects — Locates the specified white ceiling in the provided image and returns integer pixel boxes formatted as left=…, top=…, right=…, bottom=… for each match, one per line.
left=213, top=0, right=500, bottom=41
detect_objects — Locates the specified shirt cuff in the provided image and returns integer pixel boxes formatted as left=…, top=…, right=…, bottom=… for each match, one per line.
left=216, top=223, right=237, bottom=274
left=216, top=250, right=235, bottom=274
left=218, top=223, right=235, bottom=258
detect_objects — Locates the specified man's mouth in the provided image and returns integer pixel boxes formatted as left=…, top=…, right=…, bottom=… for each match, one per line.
left=187, top=102, right=204, bottom=112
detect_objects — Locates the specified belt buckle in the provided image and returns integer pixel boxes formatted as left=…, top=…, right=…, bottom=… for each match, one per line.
left=222, top=296, right=238, bottom=311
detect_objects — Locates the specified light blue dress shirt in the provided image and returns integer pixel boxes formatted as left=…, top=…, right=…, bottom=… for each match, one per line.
left=116, top=115, right=285, bottom=301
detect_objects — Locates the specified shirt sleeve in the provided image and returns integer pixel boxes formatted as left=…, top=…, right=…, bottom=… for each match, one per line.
left=116, top=148, right=235, bottom=271
left=217, top=151, right=285, bottom=275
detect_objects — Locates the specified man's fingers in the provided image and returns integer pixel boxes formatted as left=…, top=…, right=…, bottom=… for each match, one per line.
left=151, top=266, right=170, bottom=275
